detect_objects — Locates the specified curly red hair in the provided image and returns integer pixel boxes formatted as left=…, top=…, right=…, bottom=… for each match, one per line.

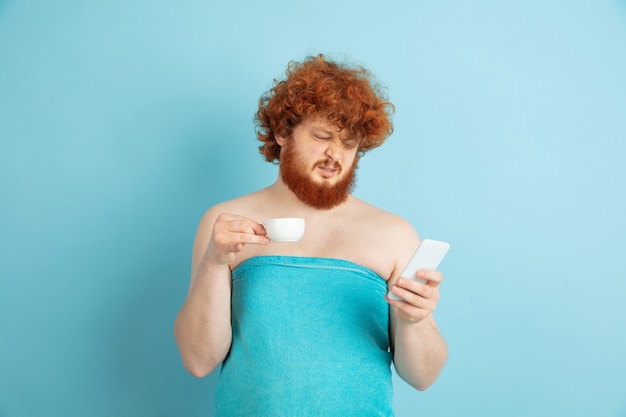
left=255, top=54, right=395, bottom=163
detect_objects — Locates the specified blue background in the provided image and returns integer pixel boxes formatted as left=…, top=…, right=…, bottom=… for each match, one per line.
left=1, top=1, right=625, bottom=416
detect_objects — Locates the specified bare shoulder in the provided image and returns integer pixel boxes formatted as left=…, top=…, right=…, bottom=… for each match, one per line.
left=198, top=190, right=269, bottom=229
left=346, top=197, right=421, bottom=279
left=351, top=197, right=419, bottom=244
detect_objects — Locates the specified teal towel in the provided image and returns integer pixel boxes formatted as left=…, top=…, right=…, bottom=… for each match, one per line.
left=215, top=256, right=393, bottom=417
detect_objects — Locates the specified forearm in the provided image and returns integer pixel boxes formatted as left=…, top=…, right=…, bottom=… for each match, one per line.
left=392, top=314, right=448, bottom=391
left=174, top=259, right=232, bottom=377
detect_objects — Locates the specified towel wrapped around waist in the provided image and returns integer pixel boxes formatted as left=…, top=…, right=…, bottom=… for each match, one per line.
left=215, top=256, right=394, bottom=417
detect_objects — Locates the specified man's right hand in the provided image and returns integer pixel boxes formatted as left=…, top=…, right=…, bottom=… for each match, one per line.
left=204, top=213, right=270, bottom=265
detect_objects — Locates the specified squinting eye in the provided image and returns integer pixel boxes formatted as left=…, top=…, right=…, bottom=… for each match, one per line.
left=315, top=135, right=331, bottom=141
left=343, top=140, right=359, bottom=149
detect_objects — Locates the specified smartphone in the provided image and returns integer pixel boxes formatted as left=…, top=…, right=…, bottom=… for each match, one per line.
left=387, top=239, right=450, bottom=301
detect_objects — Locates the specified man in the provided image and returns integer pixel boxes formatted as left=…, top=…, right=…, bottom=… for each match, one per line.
left=174, top=55, right=448, bottom=416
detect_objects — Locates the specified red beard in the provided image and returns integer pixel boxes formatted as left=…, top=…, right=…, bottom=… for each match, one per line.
left=279, top=144, right=358, bottom=210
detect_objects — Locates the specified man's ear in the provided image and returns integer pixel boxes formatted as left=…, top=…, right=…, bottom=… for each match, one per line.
left=275, top=134, right=287, bottom=146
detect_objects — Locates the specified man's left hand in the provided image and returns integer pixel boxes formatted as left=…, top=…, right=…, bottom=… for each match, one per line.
left=386, top=270, right=443, bottom=323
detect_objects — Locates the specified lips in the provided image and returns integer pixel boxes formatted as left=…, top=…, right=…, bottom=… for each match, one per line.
left=316, top=163, right=341, bottom=178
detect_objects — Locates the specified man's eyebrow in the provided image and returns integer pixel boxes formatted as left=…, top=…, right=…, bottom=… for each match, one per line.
left=310, top=126, right=335, bottom=135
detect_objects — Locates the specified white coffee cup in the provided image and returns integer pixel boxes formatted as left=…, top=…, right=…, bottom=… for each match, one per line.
left=262, top=218, right=305, bottom=242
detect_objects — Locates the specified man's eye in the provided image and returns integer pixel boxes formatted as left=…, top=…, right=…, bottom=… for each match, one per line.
left=343, top=140, right=358, bottom=149
left=315, top=135, right=331, bottom=141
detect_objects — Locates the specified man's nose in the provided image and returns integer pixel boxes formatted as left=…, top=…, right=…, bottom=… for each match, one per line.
left=325, top=140, right=342, bottom=161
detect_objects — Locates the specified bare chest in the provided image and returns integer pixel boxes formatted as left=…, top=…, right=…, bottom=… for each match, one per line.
left=234, top=220, right=397, bottom=280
